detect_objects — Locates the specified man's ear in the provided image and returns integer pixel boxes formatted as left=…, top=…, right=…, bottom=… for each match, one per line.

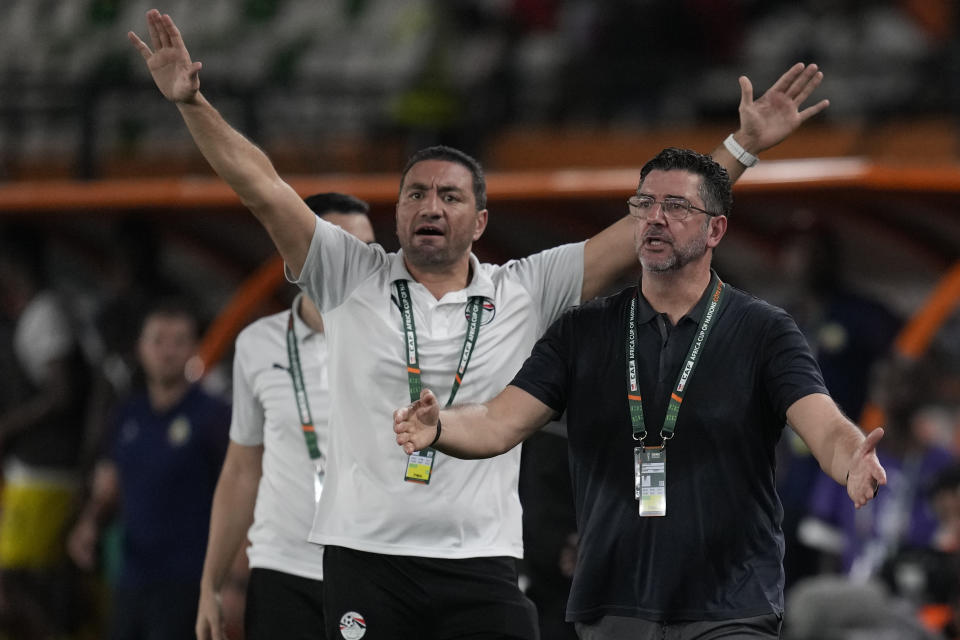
left=473, top=209, right=489, bottom=241
left=707, top=215, right=727, bottom=248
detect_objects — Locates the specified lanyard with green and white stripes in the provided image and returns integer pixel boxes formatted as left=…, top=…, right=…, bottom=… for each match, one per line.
left=626, top=272, right=727, bottom=444
left=286, top=311, right=322, bottom=460
left=395, top=280, right=484, bottom=484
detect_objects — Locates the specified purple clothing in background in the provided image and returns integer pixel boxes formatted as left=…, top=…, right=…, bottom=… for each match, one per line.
left=808, top=445, right=955, bottom=576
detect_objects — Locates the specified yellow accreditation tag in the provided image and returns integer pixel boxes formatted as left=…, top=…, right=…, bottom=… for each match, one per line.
left=404, top=449, right=436, bottom=485
left=635, top=446, right=666, bottom=517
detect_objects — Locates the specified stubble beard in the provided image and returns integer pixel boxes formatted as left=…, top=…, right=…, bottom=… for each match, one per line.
left=639, top=228, right=709, bottom=273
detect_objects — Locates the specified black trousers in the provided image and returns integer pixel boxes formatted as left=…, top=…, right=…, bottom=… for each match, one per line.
left=323, top=545, right=539, bottom=640
left=245, top=567, right=325, bottom=640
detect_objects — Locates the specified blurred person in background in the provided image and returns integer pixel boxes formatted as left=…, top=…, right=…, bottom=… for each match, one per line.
left=196, top=193, right=375, bottom=640
left=83, top=217, right=183, bottom=469
left=0, top=224, right=92, bottom=639
left=773, top=216, right=902, bottom=587
left=68, top=298, right=230, bottom=640
left=129, top=9, right=828, bottom=637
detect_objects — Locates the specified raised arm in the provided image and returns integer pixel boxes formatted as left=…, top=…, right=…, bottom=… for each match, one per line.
left=394, top=387, right=555, bottom=459
left=197, top=442, right=262, bottom=640
left=581, top=62, right=830, bottom=301
left=128, top=9, right=315, bottom=276
left=786, top=393, right=887, bottom=509
left=711, top=62, right=830, bottom=183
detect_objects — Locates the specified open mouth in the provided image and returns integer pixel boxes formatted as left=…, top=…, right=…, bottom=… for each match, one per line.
left=415, top=225, right=444, bottom=236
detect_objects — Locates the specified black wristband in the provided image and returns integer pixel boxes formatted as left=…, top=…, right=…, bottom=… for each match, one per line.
left=428, top=418, right=442, bottom=449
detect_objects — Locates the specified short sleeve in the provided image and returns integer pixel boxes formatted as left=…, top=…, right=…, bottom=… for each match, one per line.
left=500, top=242, right=584, bottom=334
left=759, top=308, right=829, bottom=420
left=509, top=311, right=573, bottom=415
left=229, top=331, right=266, bottom=446
left=287, top=216, right=389, bottom=313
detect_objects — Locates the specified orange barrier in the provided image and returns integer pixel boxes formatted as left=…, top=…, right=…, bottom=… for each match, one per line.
left=194, top=254, right=284, bottom=378
left=2, top=160, right=960, bottom=213
left=860, top=260, right=960, bottom=431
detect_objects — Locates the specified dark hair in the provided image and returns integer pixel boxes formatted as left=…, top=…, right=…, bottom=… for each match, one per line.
left=399, top=145, right=487, bottom=210
left=140, top=296, right=200, bottom=339
left=638, top=148, right=733, bottom=217
left=303, top=192, right=370, bottom=217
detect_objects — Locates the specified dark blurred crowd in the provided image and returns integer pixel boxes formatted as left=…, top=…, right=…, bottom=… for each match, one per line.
left=0, top=0, right=956, bottom=179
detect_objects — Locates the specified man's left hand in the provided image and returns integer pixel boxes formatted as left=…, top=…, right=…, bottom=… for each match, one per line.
left=847, top=427, right=887, bottom=509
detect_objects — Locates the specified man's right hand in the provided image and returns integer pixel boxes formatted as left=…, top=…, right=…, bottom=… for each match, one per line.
left=394, top=389, right=441, bottom=454
left=128, top=9, right=202, bottom=103
left=196, top=587, right=227, bottom=640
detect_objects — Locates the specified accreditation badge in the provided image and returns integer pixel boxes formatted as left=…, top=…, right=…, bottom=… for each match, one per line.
left=404, top=449, right=436, bottom=484
left=634, top=446, right=666, bottom=517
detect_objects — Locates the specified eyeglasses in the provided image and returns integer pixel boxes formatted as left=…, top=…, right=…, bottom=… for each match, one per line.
left=627, top=195, right=718, bottom=221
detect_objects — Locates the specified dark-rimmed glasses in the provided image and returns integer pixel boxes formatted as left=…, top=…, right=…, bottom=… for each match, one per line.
left=627, top=195, right=719, bottom=222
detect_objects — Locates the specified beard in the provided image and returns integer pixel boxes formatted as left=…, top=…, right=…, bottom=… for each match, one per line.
left=639, top=226, right=709, bottom=273
left=401, top=231, right=474, bottom=270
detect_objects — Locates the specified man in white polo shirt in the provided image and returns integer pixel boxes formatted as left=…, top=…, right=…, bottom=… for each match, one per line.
left=196, top=193, right=375, bottom=640
left=130, top=10, right=829, bottom=638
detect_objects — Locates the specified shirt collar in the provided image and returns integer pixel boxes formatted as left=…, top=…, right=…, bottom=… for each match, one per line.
left=291, top=293, right=319, bottom=339
left=635, top=269, right=719, bottom=326
left=390, top=251, right=495, bottom=301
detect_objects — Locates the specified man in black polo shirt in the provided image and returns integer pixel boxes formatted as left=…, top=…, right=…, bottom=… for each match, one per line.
left=394, top=148, right=887, bottom=639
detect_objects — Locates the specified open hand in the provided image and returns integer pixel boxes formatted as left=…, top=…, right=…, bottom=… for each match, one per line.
left=394, top=389, right=441, bottom=454
left=128, top=9, right=202, bottom=103
left=847, top=427, right=887, bottom=509
left=736, top=62, right=830, bottom=153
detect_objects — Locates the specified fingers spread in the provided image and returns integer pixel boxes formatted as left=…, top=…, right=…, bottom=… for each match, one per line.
left=794, top=70, right=824, bottom=105
left=128, top=32, right=152, bottom=59
left=158, top=14, right=176, bottom=49
left=166, top=14, right=187, bottom=49
left=769, top=62, right=805, bottom=95
left=146, top=9, right=163, bottom=51
left=785, top=63, right=819, bottom=99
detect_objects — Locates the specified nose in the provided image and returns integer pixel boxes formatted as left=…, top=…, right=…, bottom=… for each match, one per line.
left=420, top=190, right=443, bottom=216
left=644, top=202, right=668, bottom=224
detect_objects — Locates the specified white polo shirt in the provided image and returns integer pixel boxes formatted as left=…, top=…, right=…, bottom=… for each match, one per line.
left=293, top=218, right=584, bottom=559
left=230, top=295, right=328, bottom=580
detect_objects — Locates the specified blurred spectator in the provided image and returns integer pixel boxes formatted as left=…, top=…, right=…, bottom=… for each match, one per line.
left=0, top=224, right=92, bottom=639
left=773, top=216, right=901, bottom=587
left=68, top=298, right=230, bottom=640
left=784, top=573, right=939, bottom=640
left=800, top=356, right=955, bottom=581
left=83, top=217, right=182, bottom=468
left=784, top=461, right=960, bottom=640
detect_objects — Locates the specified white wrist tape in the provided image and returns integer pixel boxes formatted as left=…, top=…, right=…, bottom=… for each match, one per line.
left=723, top=134, right=759, bottom=168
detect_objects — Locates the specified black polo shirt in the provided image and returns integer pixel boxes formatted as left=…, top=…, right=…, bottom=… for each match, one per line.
left=510, top=274, right=827, bottom=622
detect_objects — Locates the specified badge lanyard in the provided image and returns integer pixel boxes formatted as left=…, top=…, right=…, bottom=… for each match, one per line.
left=285, top=309, right=325, bottom=503
left=395, top=280, right=484, bottom=485
left=626, top=273, right=727, bottom=516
